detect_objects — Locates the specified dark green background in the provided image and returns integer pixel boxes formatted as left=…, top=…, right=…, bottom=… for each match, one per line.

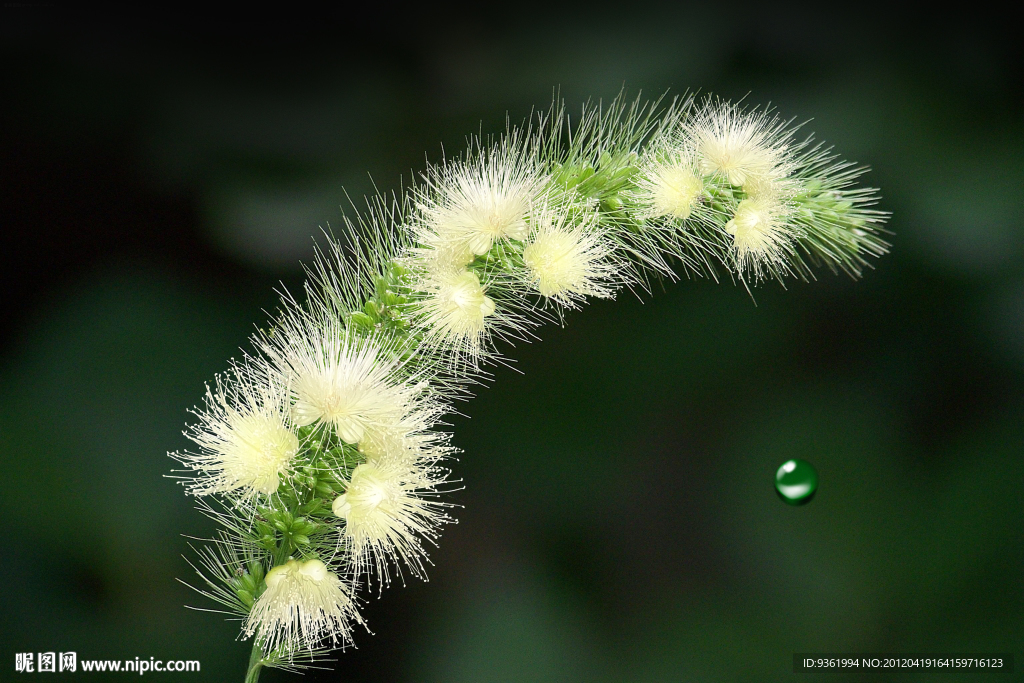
left=2, top=7, right=1021, bottom=682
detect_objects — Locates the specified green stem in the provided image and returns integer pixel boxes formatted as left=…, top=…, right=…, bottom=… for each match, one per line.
left=244, top=639, right=263, bottom=683
left=274, top=538, right=292, bottom=567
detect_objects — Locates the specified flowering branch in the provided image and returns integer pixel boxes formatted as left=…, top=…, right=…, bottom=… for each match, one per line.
left=168, top=92, right=889, bottom=680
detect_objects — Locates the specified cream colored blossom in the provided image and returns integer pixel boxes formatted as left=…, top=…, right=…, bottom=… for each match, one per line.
left=261, top=315, right=423, bottom=446
left=244, top=558, right=362, bottom=652
left=687, top=101, right=789, bottom=191
left=637, top=157, right=705, bottom=220
left=175, top=375, right=298, bottom=498
left=333, top=461, right=451, bottom=583
left=522, top=208, right=620, bottom=306
left=413, top=268, right=496, bottom=356
left=417, top=145, right=543, bottom=257
left=725, top=197, right=796, bottom=277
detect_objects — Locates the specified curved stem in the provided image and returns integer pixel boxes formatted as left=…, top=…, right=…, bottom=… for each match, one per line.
left=244, top=640, right=263, bottom=683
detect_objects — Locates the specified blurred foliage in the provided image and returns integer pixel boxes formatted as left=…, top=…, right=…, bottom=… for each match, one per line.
left=1, top=7, right=1021, bottom=682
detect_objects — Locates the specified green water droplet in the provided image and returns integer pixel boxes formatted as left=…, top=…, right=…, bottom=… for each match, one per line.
left=775, top=459, right=818, bottom=505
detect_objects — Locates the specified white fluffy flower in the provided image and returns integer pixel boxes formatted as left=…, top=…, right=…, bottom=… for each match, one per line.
left=170, top=94, right=892, bottom=678
left=413, top=268, right=497, bottom=357
left=416, top=141, right=544, bottom=257
left=725, top=196, right=796, bottom=277
left=635, top=152, right=705, bottom=220
left=332, top=460, right=451, bottom=583
left=175, top=375, right=299, bottom=498
left=521, top=208, right=621, bottom=306
left=259, top=313, right=424, bottom=446
left=244, top=558, right=362, bottom=653
left=687, top=101, right=789, bottom=190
